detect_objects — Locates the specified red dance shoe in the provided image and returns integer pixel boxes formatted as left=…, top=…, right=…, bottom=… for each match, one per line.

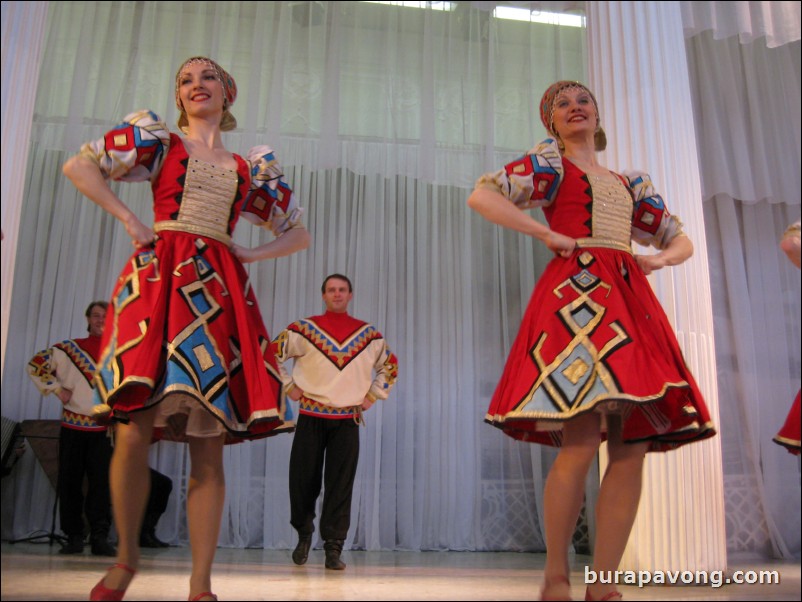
left=89, top=563, right=136, bottom=601
left=188, top=593, right=218, bottom=601
left=584, top=588, right=622, bottom=601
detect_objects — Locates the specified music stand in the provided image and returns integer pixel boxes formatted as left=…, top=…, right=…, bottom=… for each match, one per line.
left=2, top=416, right=23, bottom=476
left=9, top=420, right=67, bottom=546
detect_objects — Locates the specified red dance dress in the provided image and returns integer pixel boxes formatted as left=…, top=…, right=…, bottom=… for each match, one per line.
left=773, top=391, right=801, bottom=455
left=79, top=110, right=302, bottom=442
left=475, top=139, right=716, bottom=452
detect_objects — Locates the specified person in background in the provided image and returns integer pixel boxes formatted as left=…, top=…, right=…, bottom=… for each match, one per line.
left=273, top=274, right=398, bottom=571
left=140, top=467, right=173, bottom=548
left=27, top=301, right=116, bottom=557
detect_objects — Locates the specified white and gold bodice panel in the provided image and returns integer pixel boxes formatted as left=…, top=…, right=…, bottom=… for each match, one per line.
left=589, top=175, right=634, bottom=248
left=167, top=158, right=239, bottom=243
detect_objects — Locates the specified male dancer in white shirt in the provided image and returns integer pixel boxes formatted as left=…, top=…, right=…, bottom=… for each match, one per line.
left=273, top=274, right=398, bottom=570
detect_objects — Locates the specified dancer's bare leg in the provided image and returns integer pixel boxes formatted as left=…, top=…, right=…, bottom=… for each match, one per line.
left=187, top=434, right=226, bottom=600
left=542, top=412, right=602, bottom=599
left=102, top=407, right=157, bottom=590
left=587, top=415, right=648, bottom=600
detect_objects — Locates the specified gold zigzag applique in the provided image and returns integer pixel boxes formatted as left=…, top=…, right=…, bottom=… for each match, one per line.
left=62, top=410, right=101, bottom=428
left=299, top=398, right=355, bottom=415
left=53, top=341, right=97, bottom=385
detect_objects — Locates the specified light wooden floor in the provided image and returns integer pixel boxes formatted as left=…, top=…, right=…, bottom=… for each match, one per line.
left=1, top=541, right=799, bottom=601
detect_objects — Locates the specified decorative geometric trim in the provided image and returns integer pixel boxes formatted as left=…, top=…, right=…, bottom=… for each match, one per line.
left=61, top=409, right=105, bottom=431
left=772, top=435, right=801, bottom=453
left=288, top=320, right=384, bottom=370
left=298, top=396, right=358, bottom=419
left=52, top=340, right=98, bottom=386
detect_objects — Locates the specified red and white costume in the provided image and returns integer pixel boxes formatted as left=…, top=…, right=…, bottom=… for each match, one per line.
left=272, top=311, right=398, bottom=417
left=77, top=110, right=302, bottom=442
left=27, top=334, right=114, bottom=544
left=474, top=138, right=716, bottom=452
left=28, top=335, right=106, bottom=432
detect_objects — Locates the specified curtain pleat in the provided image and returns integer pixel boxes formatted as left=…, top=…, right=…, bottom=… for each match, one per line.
left=681, top=0, right=801, bottom=49
left=687, top=28, right=801, bottom=558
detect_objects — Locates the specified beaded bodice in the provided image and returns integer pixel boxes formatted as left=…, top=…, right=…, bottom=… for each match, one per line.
left=588, top=175, right=634, bottom=247
left=176, top=158, right=238, bottom=233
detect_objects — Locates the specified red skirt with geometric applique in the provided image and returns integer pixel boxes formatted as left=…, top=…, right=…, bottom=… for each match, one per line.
left=485, top=246, right=716, bottom=452
left=94, top=229, right=292, bottom=443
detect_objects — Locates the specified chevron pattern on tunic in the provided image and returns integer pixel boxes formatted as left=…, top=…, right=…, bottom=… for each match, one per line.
left=299, top=397, right=357, bottom=417
left=53, top=341, right=97, bottom=385
left=289, top=320, right=383, bottom=370
left=62, top=409, right=105, bottom=430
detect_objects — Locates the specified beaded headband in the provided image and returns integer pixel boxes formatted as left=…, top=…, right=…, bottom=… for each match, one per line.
left=175, top=57, right=238, bottom=133
left=539, top=80, right=606, bottom=151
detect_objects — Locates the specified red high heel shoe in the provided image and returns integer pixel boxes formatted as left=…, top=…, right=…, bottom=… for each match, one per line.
left=188, top=593, right=218, bottom=601
left=584, top=588, right=622, bottom=601
left=89, top=563, right=136, bottom=601
left=540, top=575, right=572, bottom=601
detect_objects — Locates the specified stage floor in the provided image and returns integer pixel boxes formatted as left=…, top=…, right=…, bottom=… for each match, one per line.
left=1, top=541, right=799, bottom=601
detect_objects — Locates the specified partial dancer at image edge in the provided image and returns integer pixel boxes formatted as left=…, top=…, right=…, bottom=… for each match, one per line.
left=62, top=56, right=310, bottom=602
left=773, top=220, right=801, bottom=455
left=467, top=80, right=716, bottom=602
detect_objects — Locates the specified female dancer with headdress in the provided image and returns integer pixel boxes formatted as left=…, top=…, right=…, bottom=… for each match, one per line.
left=64, top=56, right=310, bottom=601
left=468, top=81, right=716, bottom=601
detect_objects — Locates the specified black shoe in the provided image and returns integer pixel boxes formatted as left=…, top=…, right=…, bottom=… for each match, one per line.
left=324, top=540, right=346, bottom=571
left=90, top=537, right=117, bottom=557
left=140, top=531, right=170, bottom=548
left=292, top=534, right=312, bottom=565
left=58, top=534, right=84, bottom=555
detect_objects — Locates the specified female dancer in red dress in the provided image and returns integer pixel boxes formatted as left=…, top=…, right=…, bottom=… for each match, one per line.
left=468, top=81, right=716, bottom=601
left=64, top=56, right=310, bottom=601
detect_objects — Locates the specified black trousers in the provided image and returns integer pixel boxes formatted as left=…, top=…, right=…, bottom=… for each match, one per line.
left=289, top=414, right=360, bottom=541
left=58, top=427, right=113, bottom=539
left=143, top=468, right=173, bottom=531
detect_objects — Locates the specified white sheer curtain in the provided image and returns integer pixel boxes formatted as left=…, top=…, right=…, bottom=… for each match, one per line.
left=0, top=1, right=47, bottom=383
left=1, top=1, right=588, bottom=551
left=681, top=0, right=800, bottom=48
left=682, top=3, right=801, bottom=558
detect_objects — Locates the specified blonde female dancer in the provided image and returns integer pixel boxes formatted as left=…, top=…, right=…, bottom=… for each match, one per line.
left=64, top=56, right=310, bottom=601
left=468, top=81, right=715, bottom=601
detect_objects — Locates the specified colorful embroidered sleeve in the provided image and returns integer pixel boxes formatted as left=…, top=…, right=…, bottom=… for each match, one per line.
left=474, top=138, right=564, bottom=209
left=270, top=327, right=301, bottom=392
left=27, top=347, right=60, bottom=396
left=625, top=171, right=685, bottom=250
left=78, top=110, right=170, bottom=182
left=241, top=146, right=304, bottom=237
left=366, top=339, right=399, bottom=403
